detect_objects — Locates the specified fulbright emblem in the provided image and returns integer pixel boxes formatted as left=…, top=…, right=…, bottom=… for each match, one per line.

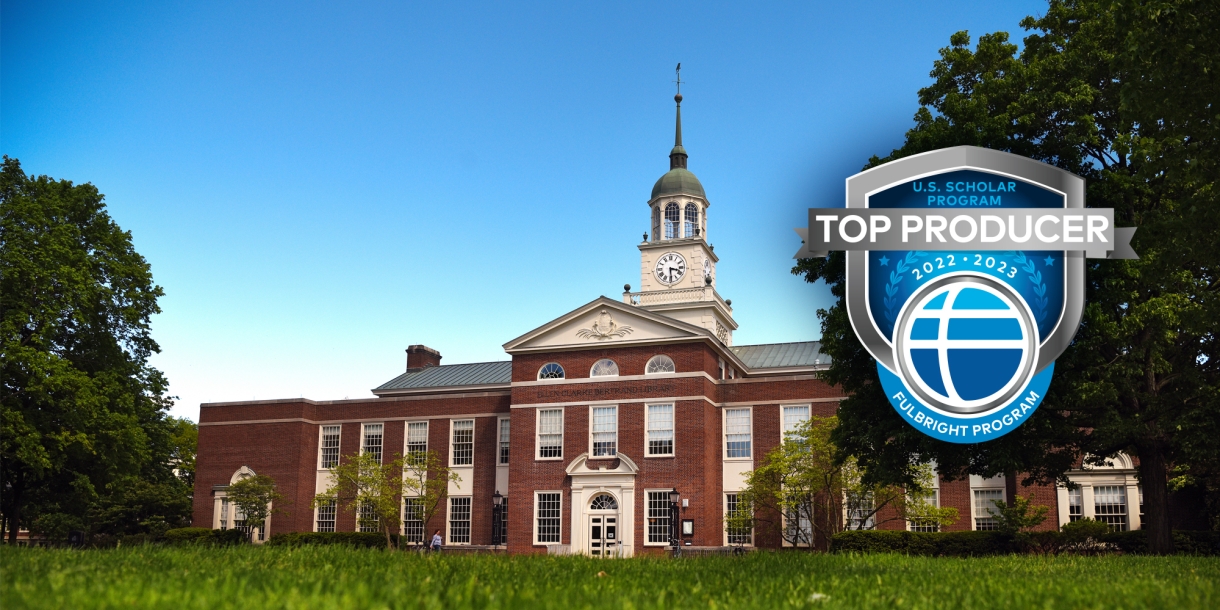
left=794, top=147, right=1137, bottom=443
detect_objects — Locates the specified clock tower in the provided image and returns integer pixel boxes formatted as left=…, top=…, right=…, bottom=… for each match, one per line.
left=623, top=85, right=737, bottom=345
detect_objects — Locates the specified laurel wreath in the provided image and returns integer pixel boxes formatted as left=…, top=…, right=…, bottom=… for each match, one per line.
left=1011, top=252, right=1049, bottom=323
left=882, top=251, right=927, bottom=323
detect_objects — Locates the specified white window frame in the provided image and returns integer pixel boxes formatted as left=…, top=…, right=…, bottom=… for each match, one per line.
left=450, top=419, right=474, bottom=467
left=537, top=362, right=565, bottom=380
left=972, top=487, right=1006, bottom=531
left=590, top=405, right=618, bottom=457
left=361, top=422, right=384, bottom=464
left=645, top=403, right=675, bottom=457
left=535, top=408, right=564, bottom=460
left=402, top=497, right=425, bottom=543
left=590, top=359, right=619, bottom=377
left=724, top=493, right=753, bottom=546
left=781, top=404, right=811, bottom=441
left=498, top=417, right=511, bottom=465
left=645, top=355, right=676, bottom=375
left=314, top=499, right=336, bottom=533
left=644, top=489, right=673, bottom=546
left=405, top=420, right=428, bottom=457
left=318, top=424, right=341, bottom=469
left=907, top=469, right=942, bottom=532
left=447, top=496, right=472, bottom=545
left=533, top=491, right=563, bottom=545
left=723, top=407, right=752, bottom=460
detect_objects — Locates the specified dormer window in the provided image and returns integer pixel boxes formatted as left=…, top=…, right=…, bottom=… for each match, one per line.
left=664, top=203, right=680, bottom=239
left=684, top=203, right=699, bottom=237
left=590, top=359, right=619, bottom=377
left=645, top=355, right=676, bottom=374
left=538, top=363, right=565, bottom=380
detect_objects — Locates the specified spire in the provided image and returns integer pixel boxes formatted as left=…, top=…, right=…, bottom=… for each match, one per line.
left=670, top=63, right=688, bottom=170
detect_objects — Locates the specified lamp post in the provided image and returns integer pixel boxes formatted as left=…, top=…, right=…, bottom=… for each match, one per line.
left=492, top=490, right=504, bottom=551
left=668, top=488, right=680, bottom=558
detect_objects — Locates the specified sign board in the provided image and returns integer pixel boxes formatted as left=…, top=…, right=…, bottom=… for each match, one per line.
left=795, top=147, right=1136, bottom=443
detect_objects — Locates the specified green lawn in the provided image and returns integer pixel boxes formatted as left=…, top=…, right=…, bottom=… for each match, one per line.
left=2, top=545, right=1216, bottom=609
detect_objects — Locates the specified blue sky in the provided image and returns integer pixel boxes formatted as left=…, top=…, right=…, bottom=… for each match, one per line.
left=3, top=1, right=1048, bottom=420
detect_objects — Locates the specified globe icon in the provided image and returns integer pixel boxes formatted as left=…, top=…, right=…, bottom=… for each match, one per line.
left=893, top=273, right=1038, bottom=415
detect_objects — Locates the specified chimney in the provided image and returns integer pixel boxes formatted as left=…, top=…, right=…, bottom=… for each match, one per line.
left=406, top=345, right=442, bottom=371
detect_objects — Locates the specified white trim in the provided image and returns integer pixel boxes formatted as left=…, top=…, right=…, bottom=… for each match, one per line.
left=780, top=404, right=812, bottom=441
left=723, top=406, right=753, bottom=461
left=535, top=408, right=564, bottom=461
left=512, top=371, right=710, bottom=387
left=537, top=362, right=566, bottom=381
left=589, top=358, right=620, bottom=378
left=533, top=490, right=564, bottom=545
left=723, top=492, right=754, bottom=547
left=645, top=402, right=676, bottom=457
left=446, top=496, right=472, bottom=545
left=361, top=422, right=384, bottom=463
left=509, top=396, right=847, bottom=411
left=589, top=405, right=619, bottom=458
left=199, top=412, right=506, bottom=427
left=497, top=416, right=511, bottom=465
left=404, top=420, right=429, bottom=456
left=644, top=354, right=677, bottom=375
left=450, top=419, right=475, bottom=467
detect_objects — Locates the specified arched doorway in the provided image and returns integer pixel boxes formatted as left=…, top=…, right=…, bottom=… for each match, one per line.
left=587, top=492, right=620, bottom=557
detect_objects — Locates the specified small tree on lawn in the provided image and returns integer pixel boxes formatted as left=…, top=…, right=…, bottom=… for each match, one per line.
left=739, top=415, right=958, bottom=549
left=314, top=450, right=458, bottom=549
left=226, top=474, right=282, bottom=543
left=400, top=449, right=456, bottom=548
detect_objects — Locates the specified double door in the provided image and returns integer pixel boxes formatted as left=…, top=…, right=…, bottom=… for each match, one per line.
left=588, top=515, right=618, bottom=557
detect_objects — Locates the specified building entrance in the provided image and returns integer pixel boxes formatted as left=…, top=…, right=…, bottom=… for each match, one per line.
left=588, top=515, right=618, bottom=556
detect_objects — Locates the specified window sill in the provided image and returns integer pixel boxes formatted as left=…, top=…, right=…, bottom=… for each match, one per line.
left=644, top=454, right=676, bottom=459
left=535, top=457, right=564, bottom=461
left=723, top=457, right=753, bottom=462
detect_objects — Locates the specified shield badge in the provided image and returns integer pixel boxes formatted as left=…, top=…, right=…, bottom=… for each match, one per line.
left=847, top=148, right=1083, bottom=442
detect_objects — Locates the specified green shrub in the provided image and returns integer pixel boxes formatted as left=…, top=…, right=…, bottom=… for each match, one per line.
left=832, top=530, right=1017, bottom=556
left=833, top=528, right=1220, bottom=556
left=1103, top=530, right=1220, bottom=556
left=162, top=527, right=247, bottom=546
left=266, top=532, right=404, bottom=548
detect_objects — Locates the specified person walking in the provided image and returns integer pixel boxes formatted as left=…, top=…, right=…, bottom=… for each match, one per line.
left=430, top=529, right=443, bottom=552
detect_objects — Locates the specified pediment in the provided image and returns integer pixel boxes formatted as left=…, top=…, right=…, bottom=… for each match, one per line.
left=565, top=452, right=640, bottom=476
left=503, top=297, right=711, bottom=353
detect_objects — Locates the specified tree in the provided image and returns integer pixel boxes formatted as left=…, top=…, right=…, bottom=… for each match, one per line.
left=794, top=0, right=1219, bottom=554
left=400, top=450, right=457, bottom=547
left=314, top=450, right=459, bottom=549
left=1, top=157, right=184, bottom=542
left=168, top=417, right=198, bottom=489
left=736, top=416, right=955, bottom=550
left=226, top=474, right=283, bottom=543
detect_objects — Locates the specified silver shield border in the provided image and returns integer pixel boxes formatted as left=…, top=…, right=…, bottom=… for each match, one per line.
left=845, top=146, right=1084, bottom=374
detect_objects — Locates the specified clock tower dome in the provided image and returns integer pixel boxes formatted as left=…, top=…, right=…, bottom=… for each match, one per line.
left=623, top=83, right=737, bottom=344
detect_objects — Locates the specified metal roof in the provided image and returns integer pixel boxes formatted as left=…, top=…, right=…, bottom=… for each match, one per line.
left=731, top=341, right=827, bottom=369
left=374, top=361, right=512, bottom=392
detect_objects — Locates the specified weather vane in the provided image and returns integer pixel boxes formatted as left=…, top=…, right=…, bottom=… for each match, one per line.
left=674, top=63, right=682, bottom=96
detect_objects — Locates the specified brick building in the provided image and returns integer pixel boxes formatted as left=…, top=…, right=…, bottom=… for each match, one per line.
left=195, top=93, right=1152, bottom=554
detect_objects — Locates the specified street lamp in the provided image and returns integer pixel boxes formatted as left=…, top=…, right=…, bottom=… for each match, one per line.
left=668, top=489, right=680, bottom=557
left=492, top=490, right=504, bottom=550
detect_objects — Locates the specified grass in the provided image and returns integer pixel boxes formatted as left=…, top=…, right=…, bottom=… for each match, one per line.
left=2, top=545, right=1217, bottom=609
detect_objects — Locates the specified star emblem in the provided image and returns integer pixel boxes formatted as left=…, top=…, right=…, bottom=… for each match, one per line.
left=1044, top=256, right=1055, bottom=267
left=878, top=255, right=890, bottom=267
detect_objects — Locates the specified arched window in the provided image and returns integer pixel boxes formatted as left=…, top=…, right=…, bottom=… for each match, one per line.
left=645, top=355, right=676, bottom=374
left=590, top=493, right=619, bottom=510
left=590, top=359, right=619, bottom=377
left=664, top=203, right=680, bottom=239
left=652, top=207, right=661, bottom=241
left=684, top=203, right=699, bottom=237
left=538, top=363, right=565, bottom=380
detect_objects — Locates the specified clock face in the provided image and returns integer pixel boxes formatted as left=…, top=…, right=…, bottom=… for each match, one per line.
left=654, top=252, right=687, bottom=285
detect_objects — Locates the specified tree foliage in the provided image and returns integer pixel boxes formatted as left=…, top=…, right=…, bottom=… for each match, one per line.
left=313, top=450, right=459, bottom=549
left=1, top=157, right=188, bottom=541
left=794, top=0, right=1218, bottom=553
